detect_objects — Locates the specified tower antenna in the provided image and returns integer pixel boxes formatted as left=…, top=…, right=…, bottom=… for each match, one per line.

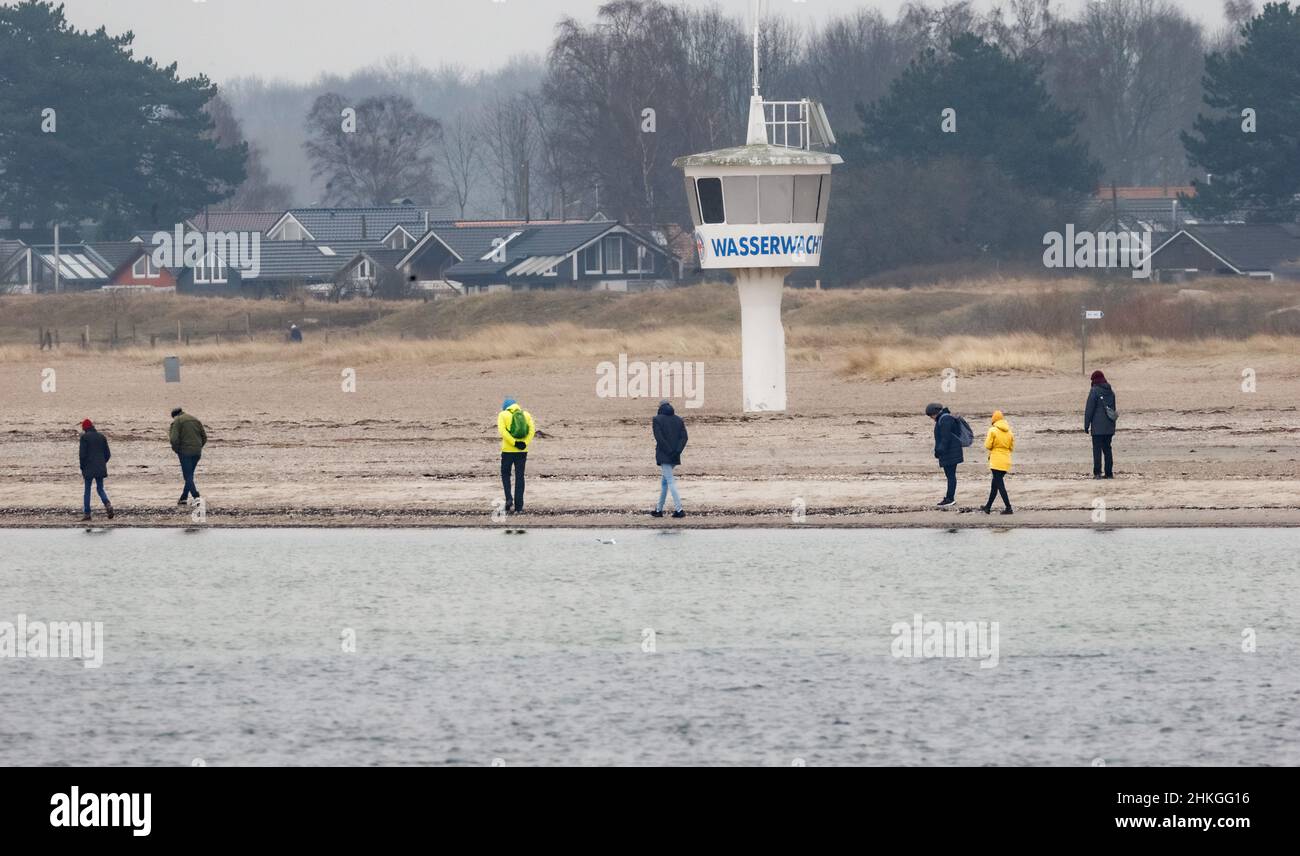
left=751, top=0, right=761, bottom=96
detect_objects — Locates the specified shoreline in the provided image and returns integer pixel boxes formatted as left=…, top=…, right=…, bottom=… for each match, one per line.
left=3, top=506, right=1297, bottom=528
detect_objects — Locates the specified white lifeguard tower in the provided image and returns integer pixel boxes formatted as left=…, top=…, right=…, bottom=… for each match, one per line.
left=674, top=17, right=841, bottom=413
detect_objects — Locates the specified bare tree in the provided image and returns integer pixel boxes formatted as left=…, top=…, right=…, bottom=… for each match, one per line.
left=304, top=93, right=444, bottom=205
left=1046, top=0, right=1205, bottom=186
left=204, top=93, right=294, bottom=211
left=477, top=93, right=538, bottom=219
left=439, top=112, right=480, bottom=219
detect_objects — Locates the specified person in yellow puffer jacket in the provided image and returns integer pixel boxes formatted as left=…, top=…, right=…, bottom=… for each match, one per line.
left=981, top=410, right=1014, bottom=515
left=497, top=398, right=536, bottom=514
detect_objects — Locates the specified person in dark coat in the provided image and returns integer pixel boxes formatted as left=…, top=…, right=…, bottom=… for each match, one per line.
left=78, top=419, right=113, bottom=521
left=169, top=407, right=208, bottom=505
left=926, top=402, right=963, bottom=507
left=1084, top=370, right=1117, bottom=478
left=651, top=400, right=688, bottom=518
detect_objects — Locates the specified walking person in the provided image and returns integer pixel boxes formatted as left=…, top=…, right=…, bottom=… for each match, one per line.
left=926, top=403, right=964, bottom=507
left=981, top=410, right=1014, bottom=515
left=1084, top=370, right=1117, bottom=479
left=169, top=407, right=207, bottom=506
left=497, top=398, right=535, bottom=514
left=651, top=400, right=688, bottom=519
left=78, top=419, right=113, bottom=522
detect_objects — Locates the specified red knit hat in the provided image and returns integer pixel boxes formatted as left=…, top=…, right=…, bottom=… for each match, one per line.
left=80, top=419, right=94, bottom=430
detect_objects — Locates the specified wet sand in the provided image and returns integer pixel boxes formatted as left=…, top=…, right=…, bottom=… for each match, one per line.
left=1, top=350, right=1297, bottom=527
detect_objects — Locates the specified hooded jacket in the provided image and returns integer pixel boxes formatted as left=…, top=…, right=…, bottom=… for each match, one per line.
left=933, top=408, right=964, bottom=467
left=1085, top=383, right=1117, bottom=436
left=652, top=401, right=688, bottom=466
left=79, top=428, right=111, bottom=479
left=169, top=412, right=207, bottom=457
left=984, top=411, right=1014, bottom=472
left=498, top=403, right=536, bottom=453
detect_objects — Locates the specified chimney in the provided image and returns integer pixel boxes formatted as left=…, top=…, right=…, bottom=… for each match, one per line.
left=361, top=215, right=367, bottom=240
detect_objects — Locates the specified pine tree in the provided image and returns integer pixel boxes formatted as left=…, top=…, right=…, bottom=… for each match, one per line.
left=0, top=1, right=246, bottom=230
left=1182, top=2, right=1300, bottom=221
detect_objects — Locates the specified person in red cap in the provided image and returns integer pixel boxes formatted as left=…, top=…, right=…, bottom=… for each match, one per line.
left=1084, top=370, right=1117, bottom=478
left=78, top=419, right=114, bottom=521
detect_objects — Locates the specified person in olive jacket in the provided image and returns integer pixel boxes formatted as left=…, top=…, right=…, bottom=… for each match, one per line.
left=78, top=419, right=113, bottom=521
left=1084, top=370, right=1117, bottom=479
left=169, top=407, right=208, bottom=505
left=651, top=400, right=688, bottom=518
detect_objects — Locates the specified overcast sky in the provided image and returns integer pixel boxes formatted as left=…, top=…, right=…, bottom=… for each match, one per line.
left=54, top=0, right=1234, bottom=84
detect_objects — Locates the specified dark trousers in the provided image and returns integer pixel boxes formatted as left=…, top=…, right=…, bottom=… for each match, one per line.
left=942, top=463, right=958, bottom=502
left=1091, top=434, right=1114, bottom=477
left=501, top=452, right=527, bottom=510
left=985, top=469, right=1011, bottom=510
left=83, top=475, right=109, bottom=514
left=179, top=454, right=201, bottom=501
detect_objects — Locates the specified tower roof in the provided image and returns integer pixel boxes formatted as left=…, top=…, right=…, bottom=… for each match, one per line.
left=673, top=143, right=842, bottom=169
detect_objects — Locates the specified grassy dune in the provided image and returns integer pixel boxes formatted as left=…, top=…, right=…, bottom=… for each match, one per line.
left=2, top=276, right=1297, bottom=378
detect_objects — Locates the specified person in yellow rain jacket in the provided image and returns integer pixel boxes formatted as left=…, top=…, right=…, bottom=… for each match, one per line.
left=981, top=410, right=1014, bottom=515
left=497, top=398, right=536, bottom=514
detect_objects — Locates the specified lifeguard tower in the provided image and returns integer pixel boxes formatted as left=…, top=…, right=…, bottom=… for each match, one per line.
left=674, top=19, right=841, bottom=413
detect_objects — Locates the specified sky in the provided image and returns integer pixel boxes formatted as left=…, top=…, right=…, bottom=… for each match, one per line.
left=52, top=0, right=1235, bottom=84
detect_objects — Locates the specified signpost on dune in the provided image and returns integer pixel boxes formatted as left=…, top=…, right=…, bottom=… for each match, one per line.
left=674, top=13, right=841, bottom=413
left=1082, top=309, right=1103, bottom=375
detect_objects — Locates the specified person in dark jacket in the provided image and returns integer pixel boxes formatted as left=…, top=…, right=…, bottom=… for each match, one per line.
left=1084, top=370, right=1117, bottom=479
left=78, top=419, right=113, bottom=521
left=926, top=402, right=964, bottom=507
left=651, top=400, right=688, bottom=518
left=169, top=407, right=208, bottom=505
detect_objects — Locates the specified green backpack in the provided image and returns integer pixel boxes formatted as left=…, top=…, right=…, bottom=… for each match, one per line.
left=507, top=409, right=529, bottom=439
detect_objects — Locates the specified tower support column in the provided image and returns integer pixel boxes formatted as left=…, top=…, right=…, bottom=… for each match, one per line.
left=734, top=267, right=790, bottom=412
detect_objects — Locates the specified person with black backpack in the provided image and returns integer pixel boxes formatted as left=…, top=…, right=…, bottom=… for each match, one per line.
left=497, top=397, right=536, bottom=513
left=1084, top=370, right=1117, bottom=479
left=925, top=402, right=970, bottom=508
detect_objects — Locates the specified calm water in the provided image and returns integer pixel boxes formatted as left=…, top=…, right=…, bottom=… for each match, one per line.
left=1, top=528, right=1296, bottom=766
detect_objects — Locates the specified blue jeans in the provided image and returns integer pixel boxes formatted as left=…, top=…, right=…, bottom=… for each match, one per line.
left=942, top=463, right=958, bottom=502
left=83, top=476, right=109, bottom=514
left=179, top=454, right=201, bottom=501
left=657, top=463, right=682, bottom=513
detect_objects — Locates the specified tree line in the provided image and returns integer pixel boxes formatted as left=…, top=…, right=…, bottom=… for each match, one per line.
left=2, top=0, right=1298, bottom=282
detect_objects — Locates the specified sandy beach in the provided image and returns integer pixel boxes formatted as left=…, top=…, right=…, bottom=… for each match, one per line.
left=2, top=344, right=1296, bottom=528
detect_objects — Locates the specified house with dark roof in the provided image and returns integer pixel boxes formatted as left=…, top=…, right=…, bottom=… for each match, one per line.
left=396, top=220, right=677, bottom=294
left=0, top=243, right=114, bottom=292
left=0, top=239, right=31, bottom=292
left=267, top=204, right=452, bottom=245
left=1147, top=224, right=1300, bottom=281
left=185, top=211, right=285, bottom=236
left=1079, top=186, right=1198, bottom=233
left=92, top=241, right=179, bottom=290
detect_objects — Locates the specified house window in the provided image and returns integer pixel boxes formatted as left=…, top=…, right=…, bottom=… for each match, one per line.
left=132, top=255, right=158, bottom=278
left=583, top=242, right=602, bottom=274
left=388, top=231, right=410, bottom=250
left=630, top=243, right=654, bottom=274
left=194, top=253, right=226, bottom=284
left=696, top=177, right=725, bottom=224
left=278, top=222, right=302, bottom=241
left=604, top=236, right=623, bottom=273
left=356, top=259, right=374, bottom=279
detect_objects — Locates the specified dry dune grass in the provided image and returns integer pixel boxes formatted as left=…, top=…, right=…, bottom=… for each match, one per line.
left=0, top=323, right=741, bottom=367
left=2, top=276, right=1297, bottom=375
left=838, top=333, right=1300, bottom=379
